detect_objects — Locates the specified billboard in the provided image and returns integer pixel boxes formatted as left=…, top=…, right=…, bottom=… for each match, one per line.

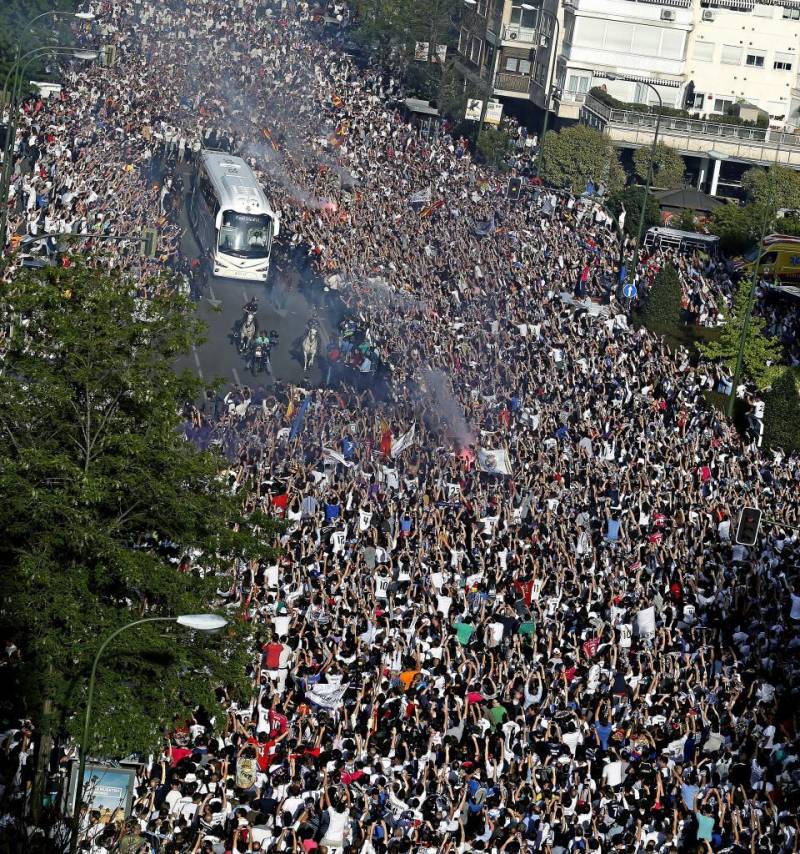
left=67, top=763, right=136, bottom=820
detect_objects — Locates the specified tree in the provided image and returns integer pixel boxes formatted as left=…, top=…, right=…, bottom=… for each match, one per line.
left=709, top=202, right=768, bottom=255
left=698, top=278, right=784, bottom=390
left=632, top=142, right=685, bottom=189
left=0, top=264, right=280, bottom=775
left=608, top=186, right=660, bottom=237
left=741, top=164, right=800, bottom=211
left=672, top=208, right=698, bottom=232
left=477, top=125, right=514, bottom=167
left=763, top=367, right=800, bottom=453
left=539, top=125, right=626, bottom=195
left=639, top=263, right=683, bottom=336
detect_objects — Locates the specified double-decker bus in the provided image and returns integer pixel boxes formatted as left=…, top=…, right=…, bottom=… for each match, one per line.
left=189, top=149, right=279, bottom=282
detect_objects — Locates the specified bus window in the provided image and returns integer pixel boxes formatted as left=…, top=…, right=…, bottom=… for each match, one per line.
left=218, top=211, right=272, bottom=257
left=760, top=251, right=778, bottom=266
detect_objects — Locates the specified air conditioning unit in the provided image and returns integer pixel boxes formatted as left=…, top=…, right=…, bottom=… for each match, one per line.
left=661, top=9, right=676, bottom=20
left=702, top=9, right=714, bottom=20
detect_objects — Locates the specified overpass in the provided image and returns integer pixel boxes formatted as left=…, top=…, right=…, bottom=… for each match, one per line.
left=580, top=94, right=800, bottom=192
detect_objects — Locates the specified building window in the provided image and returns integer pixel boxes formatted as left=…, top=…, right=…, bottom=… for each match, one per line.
left=746, top=52, right=765, bottom=67
left=566, top=74, right=589, bottom=94
left=459, top=27, right=469, bottom=55
left=477, top=0, right=487, bottom=15
left=510, top=1, right=537, bottom=30
left=691, top=92, right=705, bottom=109
left=720, top=45, right=742, bottom=65
left=713, top=98, right=733, bottom=113
left=783, top=6, right=800, bottom=18
left=470, top=36, right=483, bottom=64
left=505, top=56, right=532, bottom=73
left=774, top=52, right=793, bottom=71
left=693, top=41, right=715, bottom=62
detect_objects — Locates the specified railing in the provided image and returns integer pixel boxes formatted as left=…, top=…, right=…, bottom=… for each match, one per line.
left=495, top=72, right=531, bottom=93
left=561, top=91, right=587, bottom=104
left=582, top=94, right=800, bottom=148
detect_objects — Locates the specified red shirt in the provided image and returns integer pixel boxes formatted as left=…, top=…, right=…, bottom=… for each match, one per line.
left=247, top=736, right=275, bottom=771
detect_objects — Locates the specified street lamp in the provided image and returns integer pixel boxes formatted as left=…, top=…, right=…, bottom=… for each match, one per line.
left=603, top=74, right=662, bottom=292
left=533, top=7, right=562, bottom=178
left=68, top=613, right=228, bottom=854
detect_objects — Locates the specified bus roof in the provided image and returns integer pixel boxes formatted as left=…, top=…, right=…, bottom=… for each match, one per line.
left=200, top=149, right=275, bottom=217
left=646, top=227, right=719, bottom=246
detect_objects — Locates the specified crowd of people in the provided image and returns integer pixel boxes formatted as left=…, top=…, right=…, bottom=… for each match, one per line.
left=2, top=1, right=800, bottom=854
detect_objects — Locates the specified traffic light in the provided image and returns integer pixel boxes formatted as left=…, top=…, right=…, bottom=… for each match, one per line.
left=507, top=177, right=522, bottom=201
left=141, top=228, right=158, bottom=258
left=735, top=506, right=762, bottom=546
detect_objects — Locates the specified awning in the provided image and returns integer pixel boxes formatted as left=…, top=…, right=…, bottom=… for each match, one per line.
left=593, top=72, right=683, bottom=89
left=403, top=98, right=440, bottom=117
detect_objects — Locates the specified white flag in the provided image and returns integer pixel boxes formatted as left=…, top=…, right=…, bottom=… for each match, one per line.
left=477, top=447, right=512, bottom=476
left=618, top=205, right=626, bottom=233
left=636, top=607, right=656, bottom=640
left=306, top=682, right=349, bottom=710
left=391, top=424, right=416, bottom=458
left=410, top=187, right=431, bottom=206
left=322, top=447, right=353, bottom=468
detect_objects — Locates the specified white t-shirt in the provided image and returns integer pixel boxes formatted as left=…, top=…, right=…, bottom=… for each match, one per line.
left=602, top=760, right=624, bottom=787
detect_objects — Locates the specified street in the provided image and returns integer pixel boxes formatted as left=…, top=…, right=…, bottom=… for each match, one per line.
left=174, top=193, right=337, bottom=393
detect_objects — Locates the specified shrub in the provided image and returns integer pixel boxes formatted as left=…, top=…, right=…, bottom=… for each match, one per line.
left=763, top=367, right=800, bottom=453
left=639, top=264, right=683, bottom=336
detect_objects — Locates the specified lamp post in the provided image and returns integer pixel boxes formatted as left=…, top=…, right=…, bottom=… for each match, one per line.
left=533, top=6, right=561, bottom=178
left=603, top=75, right=662, bottom=291
left=68, top=614, right=228, bottom=854
left=0, top=46, right=98, bottom=259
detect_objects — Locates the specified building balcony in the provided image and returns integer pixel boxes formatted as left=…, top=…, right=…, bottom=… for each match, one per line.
left=502, top=23, right=538, bottom=44
left=494, top=71, right=532, bottom=94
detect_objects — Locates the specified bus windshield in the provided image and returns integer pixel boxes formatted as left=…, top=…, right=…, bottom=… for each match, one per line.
left=218, top=211, right=272, bottom=258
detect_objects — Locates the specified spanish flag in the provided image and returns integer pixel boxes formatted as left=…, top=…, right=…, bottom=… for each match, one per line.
left=336, top=120, right=349, bottom=137
left=420, top=199, right=445, bottom=218
left=286, top=397, right=296, bottom=420
left=262, top=126, right=279, bottom=151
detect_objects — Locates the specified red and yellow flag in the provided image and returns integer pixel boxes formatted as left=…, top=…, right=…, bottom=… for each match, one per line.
left=262, top=127, right=279, bottom=151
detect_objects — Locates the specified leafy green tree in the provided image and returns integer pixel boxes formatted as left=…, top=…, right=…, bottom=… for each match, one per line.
left=672, top=208, right=698, bottom=232
left=639, top=263, right=683, bottom=336
left=477, top=125, right=514, bottom=167
left=608, top=186, right=660, bottom=237
left=539, top=125, right=626, bottom=195
left=709, top=202, right=769, bottom=255
left=0, top=263, right=279, bottom=797
left=741, top=165, right=800, bottom=211
left=763, top=367, right=800, bottom=453
left=698, top=278, right=784, bottom=390
left=632, top=142, right=685, bottom=189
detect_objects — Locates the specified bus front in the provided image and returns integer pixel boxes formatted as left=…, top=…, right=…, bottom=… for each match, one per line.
left=214, top=210, right=278, bottom=281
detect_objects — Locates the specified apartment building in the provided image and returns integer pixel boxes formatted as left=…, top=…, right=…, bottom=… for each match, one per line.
left=456, top=0, right=800, bottom=131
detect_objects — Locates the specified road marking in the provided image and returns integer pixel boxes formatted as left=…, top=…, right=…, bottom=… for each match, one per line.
left=208, top=282, right=217, bottom=300
left=232, top=367, right=242, bottom=386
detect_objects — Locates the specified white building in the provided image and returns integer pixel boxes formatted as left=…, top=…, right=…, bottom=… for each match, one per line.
left=456, top=0, right=800, bottom=132
left=685, top=0, right=800, bottom=127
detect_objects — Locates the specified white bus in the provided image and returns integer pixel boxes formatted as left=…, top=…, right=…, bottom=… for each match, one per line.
left=189, top=149, right=279, bottom=282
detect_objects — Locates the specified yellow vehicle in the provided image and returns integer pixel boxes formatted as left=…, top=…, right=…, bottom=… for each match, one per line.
left=735, top=234, right=800, bottom=281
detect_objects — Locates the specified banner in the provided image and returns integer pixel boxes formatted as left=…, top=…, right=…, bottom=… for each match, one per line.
left=636, top=606, right=656, bottom=640
left=289, top=395, right=311, bottom=440
left=465, top=98, right=483, bottom=121
left=477, top=447, right=512, bottom=476
left=474, top=215, right=495, bottom=237
left=307, top=682, right=349, bottom=710
left=485, top=101, right=503, bottom=125
left=322, top=447, right=353, bottom=468
left=420, top=199, right=445, bottom=218
left=433, top=44, right=448, bottom=64
left=410, top=187, right=432, bottom=208
left=391, top=424, right=416, bottom=458
left=414, top=41, right=430, bottom=61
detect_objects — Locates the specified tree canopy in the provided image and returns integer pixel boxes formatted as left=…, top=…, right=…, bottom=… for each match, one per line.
left=741, top=165, right=800, bottom=211
left=698, top=278, right=784, bottom=391
left=763, top=367, right=800, bottom=453
left=639, top=263, right=683, bottom=337
left=608, top=186, right=661, bottom=237
left=0, top=263, right=280, bottom=758
left=539, top=125, right=626, bottom=195
left=632, top=142, right=685, bottom=189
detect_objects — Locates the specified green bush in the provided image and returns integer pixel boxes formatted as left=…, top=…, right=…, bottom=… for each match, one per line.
left=607, top=186, right=660, bottom=236
left=763, top=367, right=800, bottom=453
left=639, top=264, right=683, bottom=336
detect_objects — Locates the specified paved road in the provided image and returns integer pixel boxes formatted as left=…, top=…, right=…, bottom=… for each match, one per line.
left=174, top=195, right=337, bottom=393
